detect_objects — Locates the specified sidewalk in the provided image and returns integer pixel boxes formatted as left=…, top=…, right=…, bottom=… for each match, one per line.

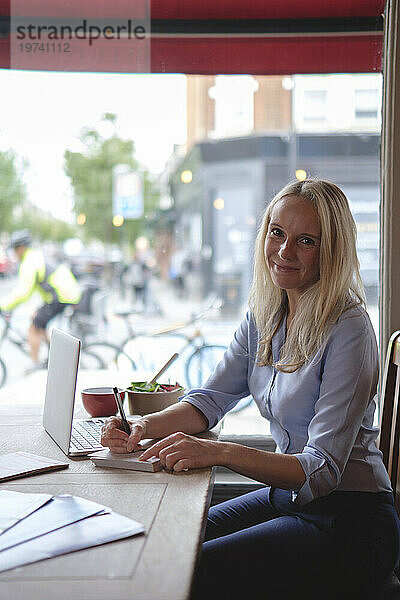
left=150, top=275, right=206, bottom=322
left=112, top=275, right=242, bottom=343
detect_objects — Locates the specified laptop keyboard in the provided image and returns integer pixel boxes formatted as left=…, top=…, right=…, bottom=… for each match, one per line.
left=70, top=418, right=107, bottom=453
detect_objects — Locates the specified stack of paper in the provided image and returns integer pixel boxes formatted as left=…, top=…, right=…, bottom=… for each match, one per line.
left=0, top=490, right=145, bottom=573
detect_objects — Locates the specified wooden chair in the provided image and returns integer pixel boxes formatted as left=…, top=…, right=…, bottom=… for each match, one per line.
left=361, top=330, right=400, bottom=598
left=378, top=330, right=400, bottom=512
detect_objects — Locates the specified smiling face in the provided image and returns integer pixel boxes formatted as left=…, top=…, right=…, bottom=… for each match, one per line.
left=264, top=195, right=321, bottom=305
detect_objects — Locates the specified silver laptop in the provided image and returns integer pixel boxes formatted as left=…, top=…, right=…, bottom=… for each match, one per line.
left=43, top=328, right=106, bottom=457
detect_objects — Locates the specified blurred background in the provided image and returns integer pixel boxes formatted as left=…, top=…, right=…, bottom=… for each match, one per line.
left=0, top=71, right=382, bottom=434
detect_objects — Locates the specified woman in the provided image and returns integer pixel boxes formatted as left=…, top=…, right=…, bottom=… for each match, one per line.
left=101, top=179, right=400, bottom=599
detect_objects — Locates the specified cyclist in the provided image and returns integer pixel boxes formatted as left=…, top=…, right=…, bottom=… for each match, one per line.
left=0, top=230, right=81, bottom=368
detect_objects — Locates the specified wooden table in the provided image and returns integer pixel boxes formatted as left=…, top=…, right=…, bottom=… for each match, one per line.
left=0, top=371, right=217, bottom=600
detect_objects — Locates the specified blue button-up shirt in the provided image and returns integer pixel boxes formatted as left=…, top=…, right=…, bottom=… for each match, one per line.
left=182, top=305, right=392, bottom=505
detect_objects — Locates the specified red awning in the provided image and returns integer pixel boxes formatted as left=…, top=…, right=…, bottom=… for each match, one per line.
left=150, top=36, right=383, bottom=75
left=0, top=0, right=385, bottom=19
left=0, top=0, right=385, bottom=74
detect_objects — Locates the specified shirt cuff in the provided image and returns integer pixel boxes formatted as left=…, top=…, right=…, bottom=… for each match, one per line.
left=291, top=446, right=340, bottom=505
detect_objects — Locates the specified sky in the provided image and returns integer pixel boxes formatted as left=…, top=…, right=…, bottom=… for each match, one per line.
left=0, top=70, right=187, bottom=221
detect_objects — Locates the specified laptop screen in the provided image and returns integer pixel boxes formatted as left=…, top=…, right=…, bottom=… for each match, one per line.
left=42, top=329, right=81, bottom=455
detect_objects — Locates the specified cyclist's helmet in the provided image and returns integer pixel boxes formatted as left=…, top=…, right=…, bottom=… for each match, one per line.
left=9, top=229, right=32, bottom=249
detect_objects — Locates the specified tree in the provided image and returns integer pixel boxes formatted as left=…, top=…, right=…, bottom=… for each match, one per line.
left=0, top=148, right=75, bottom=243
left=18, top=204, right=76, bottom=242
left=0, top=149, right=26, bottom=233
left=64, top=113, right=159, bottom=248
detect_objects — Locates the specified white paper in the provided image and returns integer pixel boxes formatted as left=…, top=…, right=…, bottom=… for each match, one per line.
left=0, top=494, right=107, bottom=552
left=0, top=511, right=145, bottom=573
left=91, top=449, right=161, bottom=472
left=0, top=490, right=52, bottom=535
left=0, top=452, right=68, bottom=482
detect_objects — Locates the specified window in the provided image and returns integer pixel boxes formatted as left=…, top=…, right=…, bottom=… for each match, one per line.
left=355, top=89, right=379, bottom=120
left=209, top=76, right=259, bottom=138
left=0, top=70, right=382, bottom=437
left=303, top=90, right=327, bottom=122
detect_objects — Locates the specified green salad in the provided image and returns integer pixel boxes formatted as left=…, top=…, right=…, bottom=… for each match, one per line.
left=128, top=381, right=184, bottom=393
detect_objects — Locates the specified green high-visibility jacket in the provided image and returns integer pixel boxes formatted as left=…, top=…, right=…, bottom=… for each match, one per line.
left=0, top=248, right=81, bottom=311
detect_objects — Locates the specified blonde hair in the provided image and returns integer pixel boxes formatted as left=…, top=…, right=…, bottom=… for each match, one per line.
left=248, top=178, right=365, bottom=372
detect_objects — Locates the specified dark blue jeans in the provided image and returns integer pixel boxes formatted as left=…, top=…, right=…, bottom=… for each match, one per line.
left=191, top=487, right=400, bottom=600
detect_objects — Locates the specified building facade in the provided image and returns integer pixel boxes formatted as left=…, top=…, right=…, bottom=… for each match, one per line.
left=165, top=74, right=381, bottom=314
left=169, top=132, right=379, bottom=313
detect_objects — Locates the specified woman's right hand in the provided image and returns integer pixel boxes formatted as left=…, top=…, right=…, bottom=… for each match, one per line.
left=101, top=417, right=148, bottom=454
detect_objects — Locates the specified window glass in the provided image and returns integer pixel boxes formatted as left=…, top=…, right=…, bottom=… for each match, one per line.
left=303, top=90, right=327, bottom=122
left=0, top=71, right=381, bottom=434
left=355, top=89, right=379, bottom=120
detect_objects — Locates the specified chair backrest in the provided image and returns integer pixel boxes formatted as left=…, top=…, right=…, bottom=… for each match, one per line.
left=379, top=330, right=400, bottom=515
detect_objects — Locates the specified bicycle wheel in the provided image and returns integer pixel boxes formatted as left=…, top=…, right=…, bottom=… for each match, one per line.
left=185, top=345, right=253, bottom=413
left=122, top=333, right=186, bottom=375
left=84, top=341, right=136, bottom=372
left=79, top=348, right=105, bottom=370
left=185, top=344, right=227, bottom=389
left=0, top=356, right=7, bottom=388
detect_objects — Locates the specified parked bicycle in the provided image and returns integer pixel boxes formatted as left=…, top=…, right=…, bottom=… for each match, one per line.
left=80, top=294, right=250, bottom=412
left=106, top=295, right=253, bottom=412
left=78, top=295, right=222, bottom=383
left=120, top=319, right=228, bottom=389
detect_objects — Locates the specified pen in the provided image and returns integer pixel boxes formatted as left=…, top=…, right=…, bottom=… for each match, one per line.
left=112, top=387, right=131, bottom=435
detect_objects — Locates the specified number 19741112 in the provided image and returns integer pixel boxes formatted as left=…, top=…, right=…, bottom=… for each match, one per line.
left=18, top=42, right=71, bottom=53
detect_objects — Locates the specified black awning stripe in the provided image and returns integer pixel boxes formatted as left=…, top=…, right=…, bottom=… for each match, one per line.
left=0, top=15, right=383, bottom=36
left=147, top=31, right=381, bottom=39
left=150, top=17, right=383, bottom=35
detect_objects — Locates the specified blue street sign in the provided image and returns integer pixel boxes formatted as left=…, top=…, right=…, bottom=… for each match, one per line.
left=113, top=165, right=143, bottom=219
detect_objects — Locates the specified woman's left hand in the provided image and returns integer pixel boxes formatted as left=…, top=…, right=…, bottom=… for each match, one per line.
left=139, top=432, right=225, bottom=472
